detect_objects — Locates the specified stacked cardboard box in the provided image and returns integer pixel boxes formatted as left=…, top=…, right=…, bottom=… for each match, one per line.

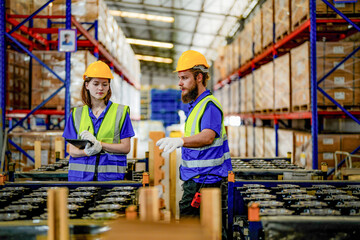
left=260, top=61, right=274, bottom=111
left=31, top=50, right=97, bottom=109
left=240, top=21, right=253, bottom=65
left=230, top=80, right=240, bottom=114
left=264, top=127, right=276, bottom=157
left=254, top=68, right=263, bottom=112
left=274, top=0, right=290, bottom=40
left=6, top=50, right=30, bottom=109
left=255, top=127, right=264, bottom=157
left=274, top=53, right=291, bottom=111
left=240, top=75, right=247, bottom=113
left=246, top=125, right=255, bottom=157
left=239, top=125, right=247, bottom=157
left=252, top=6, right=263, bottom=55
left=261, top=0, right=274, bottom=49
left=278, top=129, right=294, bottom=159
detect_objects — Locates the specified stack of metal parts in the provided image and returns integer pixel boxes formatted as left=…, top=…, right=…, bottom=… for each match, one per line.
left=232, top=159, right=302, bottom=170
left=31, top=159, right=69, bottom=172
left=233, top=183, right=360, bottom=240
left=0, top=185, right=139, bottom=222
left=231, top=158, right=323, bottom=180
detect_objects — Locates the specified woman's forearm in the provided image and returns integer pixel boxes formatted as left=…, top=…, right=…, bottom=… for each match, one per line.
left=101, top=137, right=131, bottom=154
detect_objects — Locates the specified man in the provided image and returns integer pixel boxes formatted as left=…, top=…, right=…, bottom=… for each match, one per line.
left=156, top=50, right=232, bottom=237
left=62, top=33, right=73, bottom=45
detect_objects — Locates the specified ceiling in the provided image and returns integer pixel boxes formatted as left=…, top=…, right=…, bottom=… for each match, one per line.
left=105, top=0, right=252, bottom=85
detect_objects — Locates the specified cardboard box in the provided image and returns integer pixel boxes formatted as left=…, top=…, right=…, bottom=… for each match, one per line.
left=291, top=0, right=327, bottom=31
left=252, top=6, right=263, bottom=55
left=264, top=127, right=276, bottom=157
left=341, top=135, right=360, bottom=153
left=262, top=0, right=274, bottom=48
left=239, top=125, right=247, bottom=157
left=274, top=0, right=290, bottom=40
left=278, top=129, right=294, bottom=158
left=261, top=61, right=274, bottom=110
left=246, top=73, right=254, bottom=112
left=247, top=125, right=255, bottom=157
left=318, top=135, right=341, bottom=152
left=255, top=127, right=264, bottom=157
left=240, top=76, right=247, bottom=113
left=274, top=53, right=291, bottom=110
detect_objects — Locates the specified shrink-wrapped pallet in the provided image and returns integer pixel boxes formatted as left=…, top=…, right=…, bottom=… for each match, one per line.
left=233, top=34, right=241, bottom=70
left=291, top=0, right=327, bottom=31
left=274, top=0, right=290, bottom=40
left=278, top=129, right=294, bottom=159
left=255, top=127, right=264, bottom=157
left=230, top=80, right=240, bottom=114
left=261, top=0, right=274, bottom=49
left=246, top=74, right=254, bottom=112
left=239, top=125, right=247, bottom=157
left=252, top=6, right=263, bottom=55
left=240, top=22, right=253, bottom=65
left=225, top=44, right=234, bottom=76
left=261, top=61, right=274, bottom=111
left=240, top=76, right=247, bottom=113
left=294, top=131, right=312, bottom=169
left=228, top=126, right=240, bottom=157
left=221, top=84, right=231, bottom=115
left=264, top=127, right=275, bottom=157
left=6, top=50, right=30, bottom=109
left=254, top=67, right=263, bottom=112
left=246, top=125, right=255, bottom=157
left=274, top=53, right=291, bottom=111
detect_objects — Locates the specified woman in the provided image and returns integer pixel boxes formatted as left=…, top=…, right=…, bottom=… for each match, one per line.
left=62, top=60, right=135, bottom=181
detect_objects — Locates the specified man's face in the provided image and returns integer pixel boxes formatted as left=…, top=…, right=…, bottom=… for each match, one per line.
left=178, top=70, right=198, bottom=103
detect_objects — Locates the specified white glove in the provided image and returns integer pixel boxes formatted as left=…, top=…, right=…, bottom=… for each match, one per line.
left=156, top=137, right=184, bottom=153
left=84, top=140, right=102, bottom=156
left=80, top=130, right=102, bottom=156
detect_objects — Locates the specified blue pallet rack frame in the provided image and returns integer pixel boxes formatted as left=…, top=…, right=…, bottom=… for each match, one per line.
left=1, top=0, right=139, bottom=165
left=215, top=0, right=360, bottom=176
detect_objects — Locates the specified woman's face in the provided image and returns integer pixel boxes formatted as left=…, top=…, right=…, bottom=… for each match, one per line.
left=85, top=78, right=110, bottom=100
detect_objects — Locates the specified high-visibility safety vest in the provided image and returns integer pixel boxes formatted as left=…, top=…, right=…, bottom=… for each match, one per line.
left=180, top=95, right=232, bottom=181
left=68, top=103, right=129, bottom=181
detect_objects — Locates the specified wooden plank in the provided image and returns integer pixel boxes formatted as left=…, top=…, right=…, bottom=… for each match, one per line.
left=169, top=150, right=177, bottom=219
left=132, top=137, right=138, bottom=159
left=47, top=188, right=69, bottom=240
left=149, top=131, right=165, bottom=192
left=201, top=188, right=221, bottom=240
left=34, top=140, right=42, bottom=169
left=139, top=187, right=160, bottom=222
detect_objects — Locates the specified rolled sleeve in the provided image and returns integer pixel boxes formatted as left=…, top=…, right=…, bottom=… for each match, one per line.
left=200, top=102, right=222, bottom=138
left=120, top=113, right=135, bottom=139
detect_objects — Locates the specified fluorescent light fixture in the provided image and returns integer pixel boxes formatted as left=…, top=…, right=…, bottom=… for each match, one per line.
left=127, top=38, right=174, bottom=48
left=242, top=0, right=259, bottom=18
left=135, top=54, right=173, bottom=64
left=109, top=10, right=174, bottom=23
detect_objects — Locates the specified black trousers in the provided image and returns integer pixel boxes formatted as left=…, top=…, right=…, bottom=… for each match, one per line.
left=179, top=178, right=228, bottom=240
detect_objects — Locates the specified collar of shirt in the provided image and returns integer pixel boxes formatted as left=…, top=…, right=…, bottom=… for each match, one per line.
left=88, top=100, right=112, bottom=122
left=187, top=90, right=211, bottom=117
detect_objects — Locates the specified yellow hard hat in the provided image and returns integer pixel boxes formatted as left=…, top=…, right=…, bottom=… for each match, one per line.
left=83, top=61, right=114, bottom=80
left=174, top=50, right=209, bottom=72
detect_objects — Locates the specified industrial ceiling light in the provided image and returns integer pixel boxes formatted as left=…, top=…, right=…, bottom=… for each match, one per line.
left=127, top=38, right=174, bottom=48
left=109, top=10, right=174, bottom=23
left=135, top=54, right=173, bottom=64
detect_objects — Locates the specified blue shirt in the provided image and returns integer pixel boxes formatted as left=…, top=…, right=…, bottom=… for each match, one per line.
left=186, top=90, right=223, bottom=183
left=63, top=101, right=135, bottom=141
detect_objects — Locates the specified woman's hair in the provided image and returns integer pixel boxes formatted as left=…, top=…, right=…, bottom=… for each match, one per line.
left=189, top=68, right=210, bottom=87
left=81, top=77, right=112, bottom=108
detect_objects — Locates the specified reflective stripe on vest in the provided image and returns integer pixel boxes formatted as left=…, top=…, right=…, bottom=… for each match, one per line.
left=72, top=103, right=128, bottom=143
left=182, top=152, right=231, bottom=168
left=182, top=95, right=229, bottom=168
left=70, top=163, right=127, bottom=173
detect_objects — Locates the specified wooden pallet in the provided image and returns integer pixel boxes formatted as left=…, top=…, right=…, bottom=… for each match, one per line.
left=261, top=108, right=274, bottom=114
left=274, top=107, right=290, bottom=113
left=318, top=105, right=360, bottom=111
left=276, top=31, right=289, bottom=42
left=292, top=14, right=309, bottom=31
left=292, top=104, right=310, bottom=112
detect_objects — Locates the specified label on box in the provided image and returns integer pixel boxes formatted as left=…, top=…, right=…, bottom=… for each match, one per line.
left=323, top=153, right=334, bottom=160
left=334, top=3, right=345, bottom=8
left=334, top=62, right=345, bottom=70
left=335, top=92, right=345, bottom=100
left=334, top=77, right=345, bottom=85
left=323, top=138, right=334, bottom=145
left=333, top=46, right=344, bottom=54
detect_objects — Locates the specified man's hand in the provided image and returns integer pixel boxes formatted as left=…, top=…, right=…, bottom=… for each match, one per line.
left=156, top=137, right=184, bottom=153
left=80, top=130, right=102, bottom=156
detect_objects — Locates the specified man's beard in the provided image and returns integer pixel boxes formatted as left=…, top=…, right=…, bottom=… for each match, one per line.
left=181, top=83, right=198, bottom=103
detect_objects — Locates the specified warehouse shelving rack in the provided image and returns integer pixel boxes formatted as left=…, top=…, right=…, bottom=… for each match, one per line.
left=0, top=0, right=140, bottom=164
left=215, top=0, right=360, bottom=176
